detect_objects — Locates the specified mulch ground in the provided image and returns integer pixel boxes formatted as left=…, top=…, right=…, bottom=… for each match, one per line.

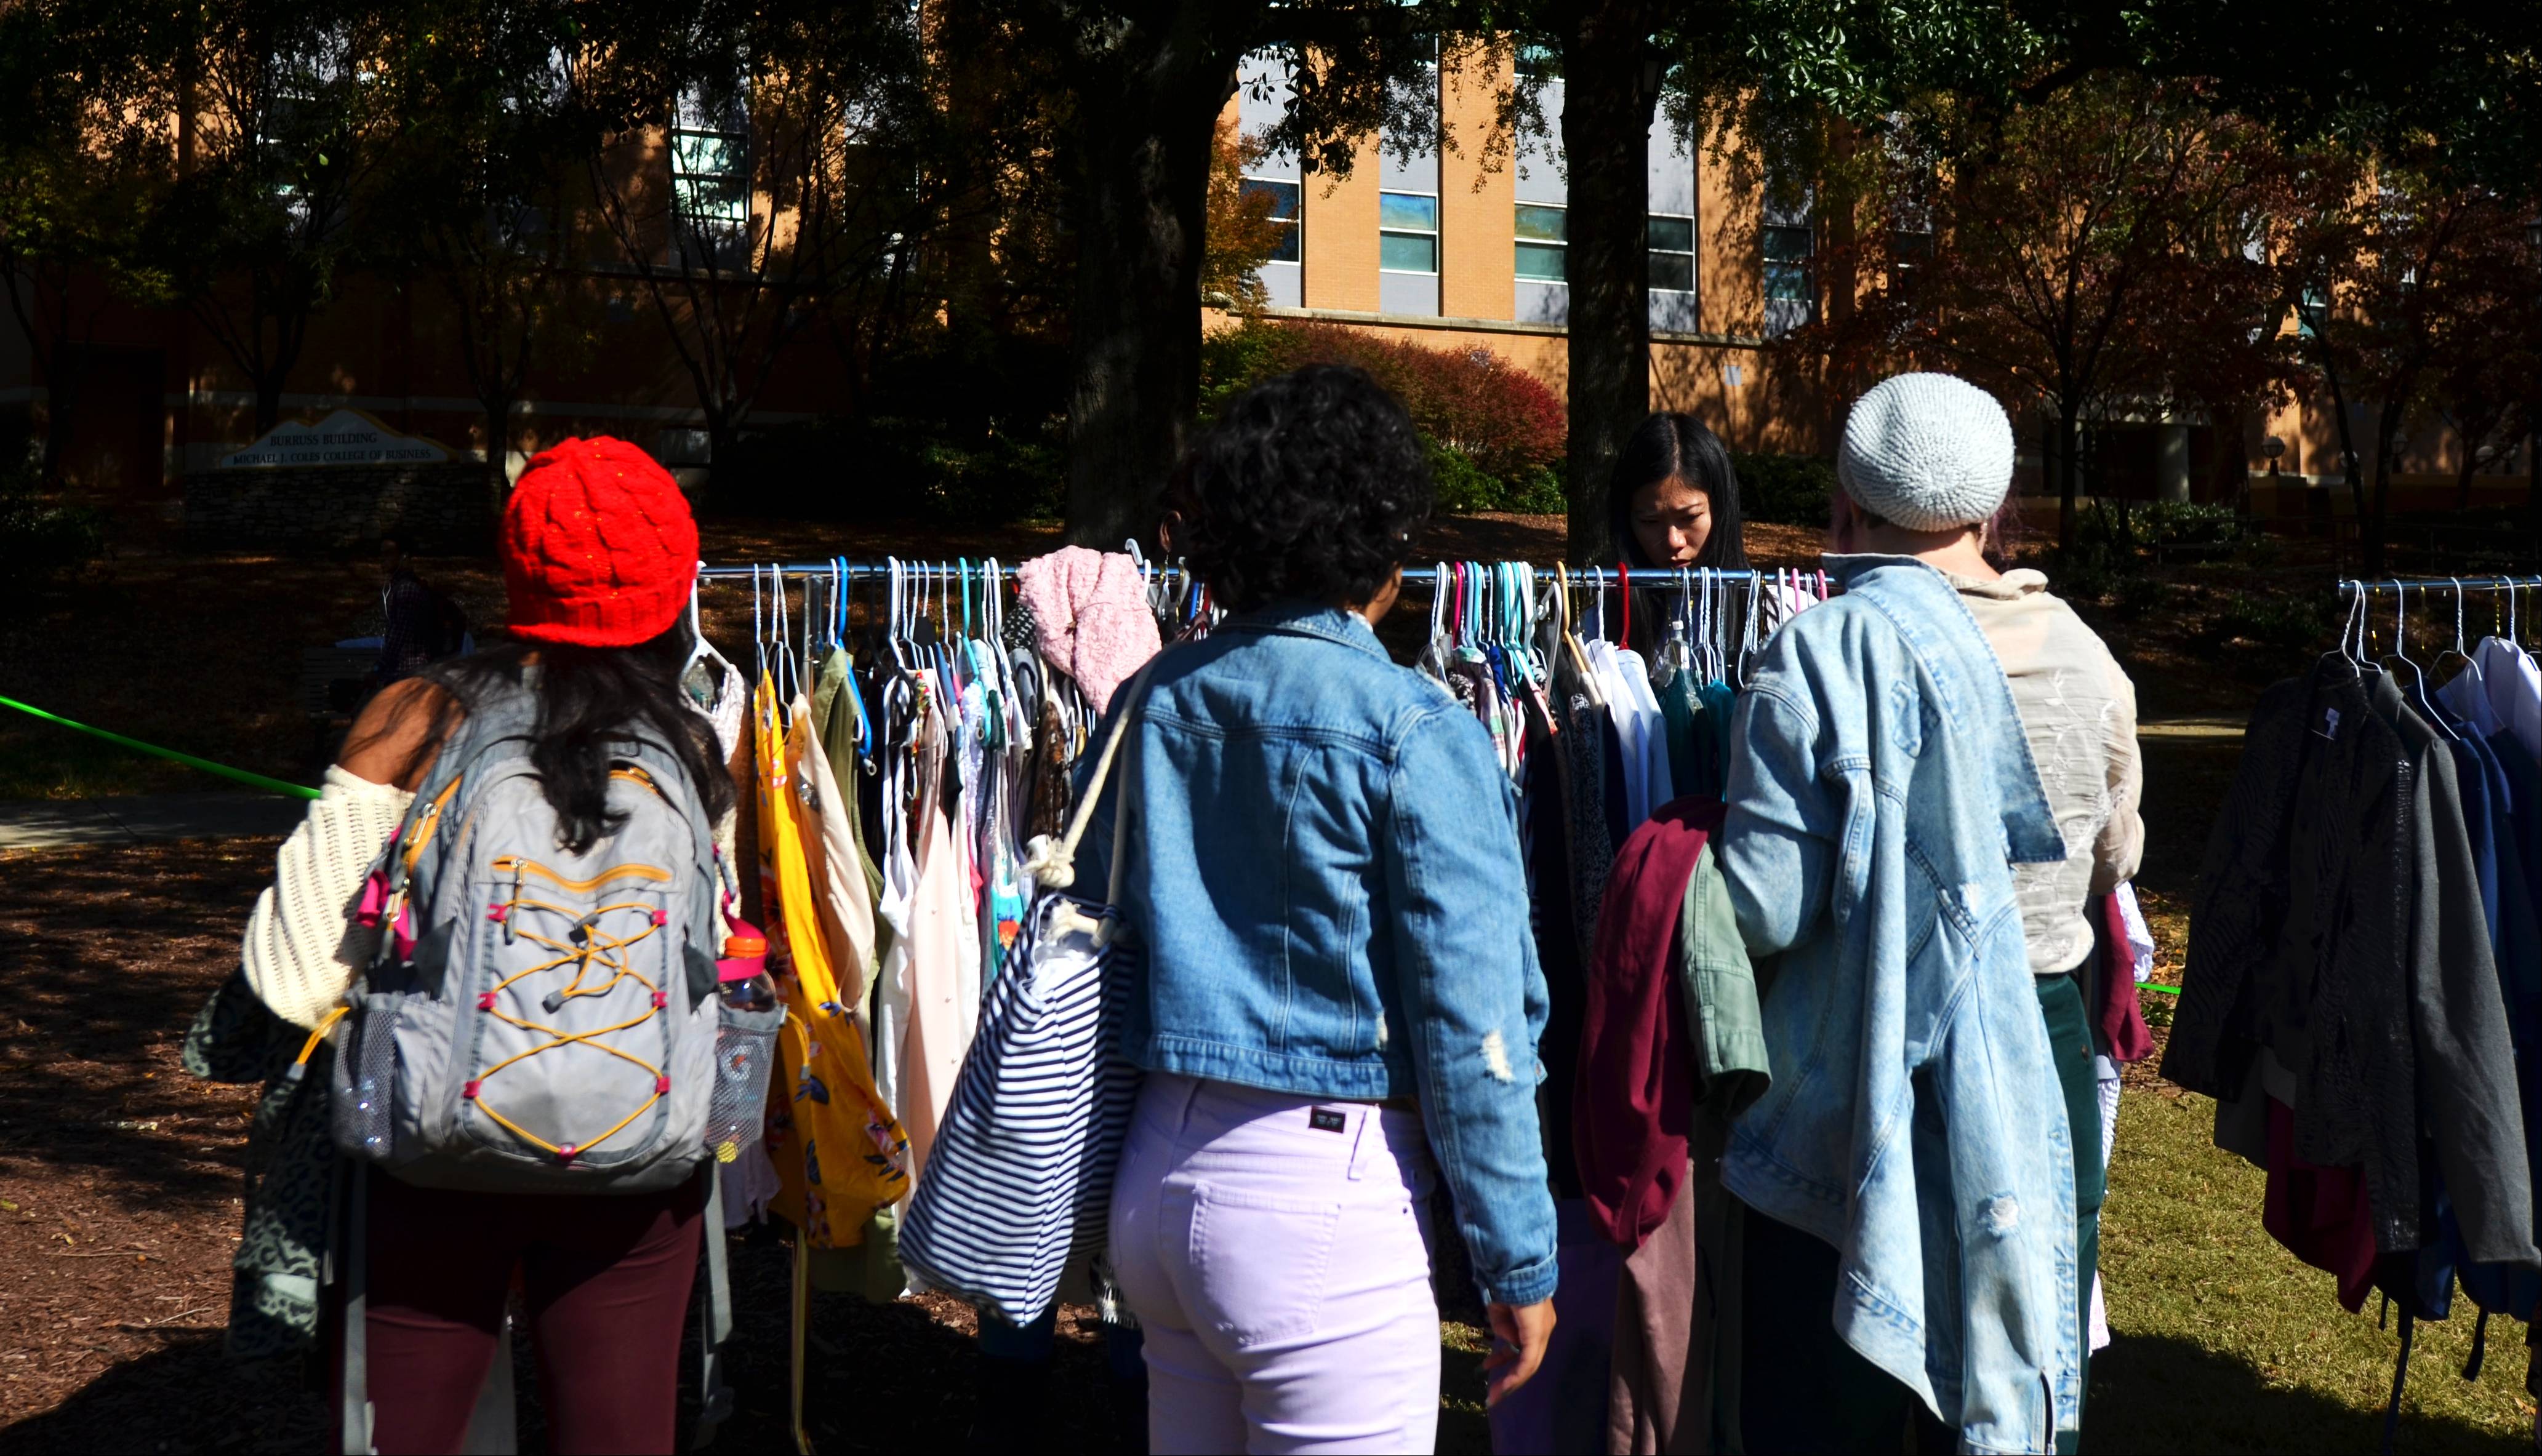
left=0, top=837, right=1144, bottom=1455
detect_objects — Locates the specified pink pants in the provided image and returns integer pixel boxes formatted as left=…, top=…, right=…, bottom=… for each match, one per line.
left=1111, top=1073, right=1443, bottom=1455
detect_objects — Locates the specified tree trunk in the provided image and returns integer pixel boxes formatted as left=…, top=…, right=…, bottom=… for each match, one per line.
left=2455, top=428, right=2480, bottom=514
left=2056, top=408, right=2082, bottom=554
left=2368, top=397, right=2404, bottom=578
left=38, top=337, right=89, bottom=484
left=481, top=393, right=514, bottom=506
left=2314, top=353, right=2373, bottom=574
left=1063, top=54, right=1233, bottom=550
left=253, top=372, right=285, bottom=436
left=1559, top=3, right=1659, bottom=566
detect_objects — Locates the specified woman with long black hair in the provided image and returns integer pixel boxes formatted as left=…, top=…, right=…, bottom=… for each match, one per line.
left=225, top=437, right=739, bottom=1454
left=1605, top=412, right=1748, bottom=656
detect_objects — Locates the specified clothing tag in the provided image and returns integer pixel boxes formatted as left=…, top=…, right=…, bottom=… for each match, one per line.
left=2316, top=705, right=2341, bottom=741
left=1309, top=1108, right=1347, bottom=1134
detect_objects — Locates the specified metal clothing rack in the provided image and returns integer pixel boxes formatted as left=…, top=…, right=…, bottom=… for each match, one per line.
left=2340, top=575, right=2542, bottom=594
left=696, top=561, right=1773, bottom=587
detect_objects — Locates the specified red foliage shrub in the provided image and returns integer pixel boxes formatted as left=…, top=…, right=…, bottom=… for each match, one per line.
left=1212, top=322, right=1566, bottom=481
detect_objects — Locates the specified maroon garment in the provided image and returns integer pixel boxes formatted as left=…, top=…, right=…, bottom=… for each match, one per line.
left=342, top=1171, right=705, bottom=1455
left=2262, top=1096, right=2376, bottom=1313
left=2091, top=891, right=2156, bottom=1064
left=1574, top=797, right=1722, bottom=1250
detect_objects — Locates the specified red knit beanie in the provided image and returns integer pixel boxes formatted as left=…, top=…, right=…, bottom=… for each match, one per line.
left=500, top=436, right=699, bottom=647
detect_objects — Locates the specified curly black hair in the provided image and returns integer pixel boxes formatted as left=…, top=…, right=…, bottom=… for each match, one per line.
left=1174, top=364, right=1432, bottom=613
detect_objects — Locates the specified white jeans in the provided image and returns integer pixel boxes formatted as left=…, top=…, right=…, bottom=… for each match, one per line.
left=1110, top=1073, right=1441, bottom=1455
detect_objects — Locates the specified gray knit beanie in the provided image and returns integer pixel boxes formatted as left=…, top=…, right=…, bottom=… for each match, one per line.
left=1835, top=373, right=2015, bottom=532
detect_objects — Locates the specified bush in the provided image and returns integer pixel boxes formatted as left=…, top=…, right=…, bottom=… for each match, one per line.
left=1201, top=321, right=1566, bottom=512
left=1733, top=451, right=1836, bottom=526
left=0, top=454, right=108, bottom=602
left=2208, top=590, right=2336, bottom=651
left=715, top=415, right=1065, bottom=524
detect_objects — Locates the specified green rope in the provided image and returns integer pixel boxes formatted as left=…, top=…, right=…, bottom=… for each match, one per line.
left=1, top=695, right=319, bottom=800
left=2143, top=983, right=2182, bottom=994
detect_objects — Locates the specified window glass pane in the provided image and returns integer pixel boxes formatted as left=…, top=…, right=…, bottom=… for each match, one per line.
left=1763, top=224, right=1813, bottom=262
left=1269, top=223, right=1300, bottom=264
left=1648, top=251, right=1693, bottom=292
left=1647, top=215, right=1693, bottom=252
left=1378, top=192, right=1438, bottom=231
left=1515, top=204, right=1567, bottom=243
left=1379, top=231, right=1438, bottom=273
left=1515, top=241, right=1566, bottom=281
left=1763, top=260, right=1811, bottom=301
left=1241, top=178, right=1299, bottom=223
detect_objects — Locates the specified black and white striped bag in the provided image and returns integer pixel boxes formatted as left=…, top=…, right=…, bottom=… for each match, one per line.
left=899, top=665, right=1153, bottom=1327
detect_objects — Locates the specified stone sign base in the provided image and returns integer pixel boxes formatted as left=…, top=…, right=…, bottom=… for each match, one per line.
left=184, top=463, right=494, bottom=554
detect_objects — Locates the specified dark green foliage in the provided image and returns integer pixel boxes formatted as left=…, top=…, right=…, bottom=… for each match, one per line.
left=0, top=452, right=106, bottom=601
left=1731, top=451, right=1836, bottom=526
left=2206, top=590, right=2338, bottom=651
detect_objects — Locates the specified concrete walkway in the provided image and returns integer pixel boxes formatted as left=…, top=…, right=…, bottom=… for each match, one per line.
left=0, top=793, right=307, bottom=850
left=2136, top=716, right=2248, bottom=741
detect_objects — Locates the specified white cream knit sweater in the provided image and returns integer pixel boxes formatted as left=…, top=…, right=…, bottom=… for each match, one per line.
left=1946, top=569, right=2144, bottom=977
left=241, top=767, right=414, bottom=1029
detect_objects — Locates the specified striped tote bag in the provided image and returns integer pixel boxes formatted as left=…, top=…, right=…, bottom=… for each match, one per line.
left=899, top=663, right=1154, bottom=1327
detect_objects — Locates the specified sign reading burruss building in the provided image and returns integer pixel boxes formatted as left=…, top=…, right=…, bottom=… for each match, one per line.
left=218, top=409, right=452, bottom=469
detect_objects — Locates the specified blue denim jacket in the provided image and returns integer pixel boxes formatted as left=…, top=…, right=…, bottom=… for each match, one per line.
left=1717, top=556, right=2077, bottom=1454
left=1074, top=602, right=1559, bottom=1306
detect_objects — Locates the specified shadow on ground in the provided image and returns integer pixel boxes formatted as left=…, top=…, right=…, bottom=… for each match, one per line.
left=0, top=1223, right=1127, bottom=1455
left=2090, top=1333, right=2532, bottom=1455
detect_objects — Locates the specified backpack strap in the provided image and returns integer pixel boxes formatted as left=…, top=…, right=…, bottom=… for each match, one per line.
left=691, top=1169, right=734, bottom=1450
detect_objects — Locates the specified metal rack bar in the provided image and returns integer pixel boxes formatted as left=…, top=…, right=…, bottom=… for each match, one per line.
left=696, top=562, right=1772, bottom=587
left=2341, top=575, right=2542, bottom=593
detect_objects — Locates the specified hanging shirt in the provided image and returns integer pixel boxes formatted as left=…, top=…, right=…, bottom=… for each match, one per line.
left=897, top=704, right=982, bottom=1190
left=2472, top=636, right=2541, bottom=765
left=758, top=675, right=912, bottom=1249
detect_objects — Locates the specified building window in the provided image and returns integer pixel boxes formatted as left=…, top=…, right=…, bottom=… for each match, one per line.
left=1515, top=203, right=1566, bottom=282
left=672, top=85, right=751, bottom=270
left=1379, top=191, right=1439, bottom=275
left=1648, top=214, right=1694, bottom=292
left=1762, top=218, right=1814, bottom=335
left=1243, top=177, right=1301, bottom=263
left=2298, top=284, right=2328, bottom=338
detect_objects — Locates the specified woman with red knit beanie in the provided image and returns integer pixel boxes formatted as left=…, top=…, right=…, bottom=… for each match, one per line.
left=323, top=436, right=741, bottom=1454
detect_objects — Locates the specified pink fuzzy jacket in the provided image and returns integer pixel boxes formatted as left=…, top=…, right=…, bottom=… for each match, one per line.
left=1015, top=547, right=1161, bottom=714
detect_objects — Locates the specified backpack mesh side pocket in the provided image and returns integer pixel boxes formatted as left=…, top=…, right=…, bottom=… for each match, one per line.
left=331, top=996, right=402, bottom=1160
left=706, top=1001, right=784, bottom=1164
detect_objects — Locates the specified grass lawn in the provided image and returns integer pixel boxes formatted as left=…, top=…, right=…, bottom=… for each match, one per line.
left=2097, top=1089, right=2536, bottom=1453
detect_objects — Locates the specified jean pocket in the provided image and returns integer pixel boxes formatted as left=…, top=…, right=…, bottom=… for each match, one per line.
left=1187, top=1183, right=1342, bottom=1349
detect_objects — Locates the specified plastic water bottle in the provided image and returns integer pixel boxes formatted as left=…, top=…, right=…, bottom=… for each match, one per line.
left=717, top=922, right=777, bottom=1013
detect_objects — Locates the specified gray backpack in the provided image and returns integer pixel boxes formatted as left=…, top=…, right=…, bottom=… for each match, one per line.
left=331, top=677, right=723, bottom=1193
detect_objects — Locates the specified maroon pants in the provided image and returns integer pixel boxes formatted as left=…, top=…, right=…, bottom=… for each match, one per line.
left=350, top=1172, right=705, bottom=1455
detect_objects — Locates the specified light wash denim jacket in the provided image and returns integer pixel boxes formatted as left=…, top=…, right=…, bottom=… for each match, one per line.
left=1074, top=601, right=1559, bottom=1307
left=1717, top=556, right=2077, bottom=1454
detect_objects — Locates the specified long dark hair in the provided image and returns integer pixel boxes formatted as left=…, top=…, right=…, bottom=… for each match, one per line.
left=1607, top=412, right=1749, bottom=571
left=431, top=624, right=736, bottom=855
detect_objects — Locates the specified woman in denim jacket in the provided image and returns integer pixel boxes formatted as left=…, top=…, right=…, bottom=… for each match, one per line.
left=1720, top=374, right=2080, bottom=1454
left=1081, top=366, right=1559, bottom=1453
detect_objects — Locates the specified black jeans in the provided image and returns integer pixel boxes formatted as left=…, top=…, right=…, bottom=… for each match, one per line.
left=1741, top=971, right=2103, bottom=1455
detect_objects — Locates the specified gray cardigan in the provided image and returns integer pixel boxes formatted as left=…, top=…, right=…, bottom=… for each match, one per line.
left=2166, top=657, right=2536, bottom=1268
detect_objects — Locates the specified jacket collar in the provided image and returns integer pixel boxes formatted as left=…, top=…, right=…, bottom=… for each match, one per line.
left=1221, top=599, right=1393, bottom=663
left=1826, top=553, right=2066, bottom=866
